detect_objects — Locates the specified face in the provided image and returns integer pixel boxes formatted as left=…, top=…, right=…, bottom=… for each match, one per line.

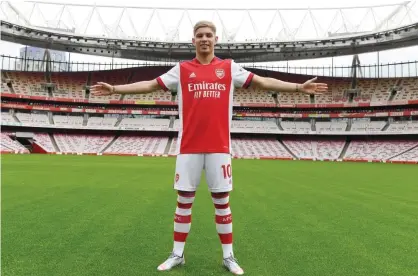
left=192, top=27, right=218, bottom=55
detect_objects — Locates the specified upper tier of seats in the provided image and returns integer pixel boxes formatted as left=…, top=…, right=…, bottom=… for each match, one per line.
left=2, top=68, right=417, bottom=105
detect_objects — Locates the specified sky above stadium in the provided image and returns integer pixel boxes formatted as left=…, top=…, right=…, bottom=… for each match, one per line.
left=1, top=0, right=417, bottom=68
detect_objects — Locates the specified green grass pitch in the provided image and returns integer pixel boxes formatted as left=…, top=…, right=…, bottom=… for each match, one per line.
left=2, top=154, right=418, bottom=276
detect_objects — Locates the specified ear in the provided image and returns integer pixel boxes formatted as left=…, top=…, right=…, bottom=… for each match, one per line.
left=192, top=37, right=196, bottom=46
left=215, top=35, right=218, bottom=44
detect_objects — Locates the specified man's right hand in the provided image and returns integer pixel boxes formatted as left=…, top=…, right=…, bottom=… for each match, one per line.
left=90, top=82, right=114, bottom=96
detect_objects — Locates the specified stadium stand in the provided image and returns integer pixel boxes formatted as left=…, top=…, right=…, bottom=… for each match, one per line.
left=51, top=72, right=87, bottom=99
left=234, top=88, right=275, bottom=104
left=168, top=137, right=178, bottom=155
left=315, top=120, right=347, bottom=132
left=33, top=133, right=56, bottom=152
left=282, top=139, right=346, bottom=160
left=2, top=126, right=418, bottom=163
left=1, top=112, right=17, bottom=124
left=89, top=70, right=130, bottom=101
left=231, top=138, right=292, bottom=158
left=344, top=140, right=418, bottom=160
left=118, top=117, right=171, bottom=130
left=1, top=76, right=11, bottom=93
left=1, top=68, right=417, bottom=163
left=350, top=120, right=387, bottom=133
left=280, top=121, right=312, bottom=133
left=355, top=78, right=396, bottom=103
left=2, top=69, right=417, bottom=105
left=315, top=78, right=350, bottom=103
left=354, top=78, right=377, bottom=103
left=123, top=67, right=171, bottom=101
left=87, top=116, right=118, bottom=128
left=15, top=112, right=51, bottom=127
left=386, top=120, right=418, bottom=132
left=1, top=132, right=30, bottom=153
left=231, top=120, right=279, bottom=133
left=104, top=136, right=168, bottom=155
left=4, top=72, right=48, bottom=96
left=53, top=115, right=84, bottom=127
left=372, top=78, right=395, bottom=102
left=391, top=145, right=418, bottom=161
left=54, top=134, right=114, bottom=154
left=393, top=78, right=418, bottom=101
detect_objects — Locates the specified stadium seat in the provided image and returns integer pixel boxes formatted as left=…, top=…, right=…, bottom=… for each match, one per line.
left=1, top=112, right=17, bottom=124
left=350, top=120, right=386, bottom=132
left=231, top=120, right=279, bottom=133
left=89, top=69, right=132, bottom=101
left=281, top=121, right=311, bottom=133
left=282, top=139, right=345, bottom=160
left=118, top=118, right=170, bottom=130
left=393, top=78, right=418, bottom=101
left=54, top=134, right=114, bottom=153
left=231, top=138, right=292, bottom=158
left=34, top=133, right=56, bottom=152
left=87, top=116, right=118, bottom=128
left=391, top=146, right=418, bottom=161
left=344, top=140, right=418, bottom=160
left=6, top=72, right=48, bottom=96
left=53, top=115, right=84, bottom=127
left=104, top=136, right=168, bottom=155
left=51, top=72, right=87, bottom=99
left=316, top=121, right=347, bottom=132
left=15, top=112, right=51, bottom=127
left=1, top=132, right=29, bottom=153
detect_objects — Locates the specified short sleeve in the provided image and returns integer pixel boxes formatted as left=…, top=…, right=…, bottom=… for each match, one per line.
left=231, top=60, right=254, bottom=89
left=156, top=63, right=180, bottom=92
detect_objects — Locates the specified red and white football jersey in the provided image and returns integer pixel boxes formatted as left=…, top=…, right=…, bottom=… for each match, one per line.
left=156, top=57, right=254, bottom=154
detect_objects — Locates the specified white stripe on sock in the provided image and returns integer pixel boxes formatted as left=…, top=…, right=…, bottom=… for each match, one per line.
left=176, top=207, right=192, bottom=216
left=222, top=244, right=233, bottom=258
left=212, top=196, right=229, bottom=205
left=173, top=241, right=185, bottom=256
left=216, top=223, right=232, bottom=234
left=178, top=195, right=195, bottom=204
left=174, top=222, right=191, bottom=233
left=215, top=207, right=231, bottom=216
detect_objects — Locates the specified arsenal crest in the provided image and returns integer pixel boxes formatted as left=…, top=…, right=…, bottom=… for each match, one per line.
left=215, top=68, right=225, bottom=79
left=175, top=173, right=180, bottom=182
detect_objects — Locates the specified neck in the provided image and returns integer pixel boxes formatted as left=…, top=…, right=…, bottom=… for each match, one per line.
left=196, top=53, right=215, bottom=65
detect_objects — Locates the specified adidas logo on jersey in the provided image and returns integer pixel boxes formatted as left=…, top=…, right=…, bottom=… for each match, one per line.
left=189, top=72, right=196, bottom=78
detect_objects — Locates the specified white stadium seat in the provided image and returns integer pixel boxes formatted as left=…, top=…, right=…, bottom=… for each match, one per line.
left=104, top=136, right=168, bottom=155
left=344, top=140, right=418, bottom=160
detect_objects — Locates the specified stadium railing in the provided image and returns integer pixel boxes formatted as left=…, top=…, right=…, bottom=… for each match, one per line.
left=1, top=55, right=417, bottom=78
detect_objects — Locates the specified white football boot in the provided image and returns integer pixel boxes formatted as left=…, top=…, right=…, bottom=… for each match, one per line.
left=223, top=254, right=244, bottom=275
left=157, top=252, right=185, bottom=271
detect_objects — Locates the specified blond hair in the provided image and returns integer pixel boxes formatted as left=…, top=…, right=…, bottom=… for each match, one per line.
left=193, top=20, right=216, bottom=35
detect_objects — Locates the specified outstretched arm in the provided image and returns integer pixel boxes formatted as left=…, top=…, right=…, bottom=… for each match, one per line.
left=250, top=75, right=328, bottom=95
left=90, top=79, right=160, bottom=96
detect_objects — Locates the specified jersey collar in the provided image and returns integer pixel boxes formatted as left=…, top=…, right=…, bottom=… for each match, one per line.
left=192, top=56, right=221, bottom=65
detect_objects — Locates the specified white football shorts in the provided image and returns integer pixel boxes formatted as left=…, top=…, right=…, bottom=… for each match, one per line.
left=173, top=153, right=233, bottom=192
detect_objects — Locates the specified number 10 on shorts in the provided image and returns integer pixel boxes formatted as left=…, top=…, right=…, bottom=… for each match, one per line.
left=221, top=164, right=232, bottom=179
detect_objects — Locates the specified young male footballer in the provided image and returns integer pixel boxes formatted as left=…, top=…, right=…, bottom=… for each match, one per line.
left=91, top=20, right=327, bottom=275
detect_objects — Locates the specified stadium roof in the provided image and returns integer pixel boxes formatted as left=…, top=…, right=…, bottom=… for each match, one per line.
left=1, top=0, right=417, bottom=42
